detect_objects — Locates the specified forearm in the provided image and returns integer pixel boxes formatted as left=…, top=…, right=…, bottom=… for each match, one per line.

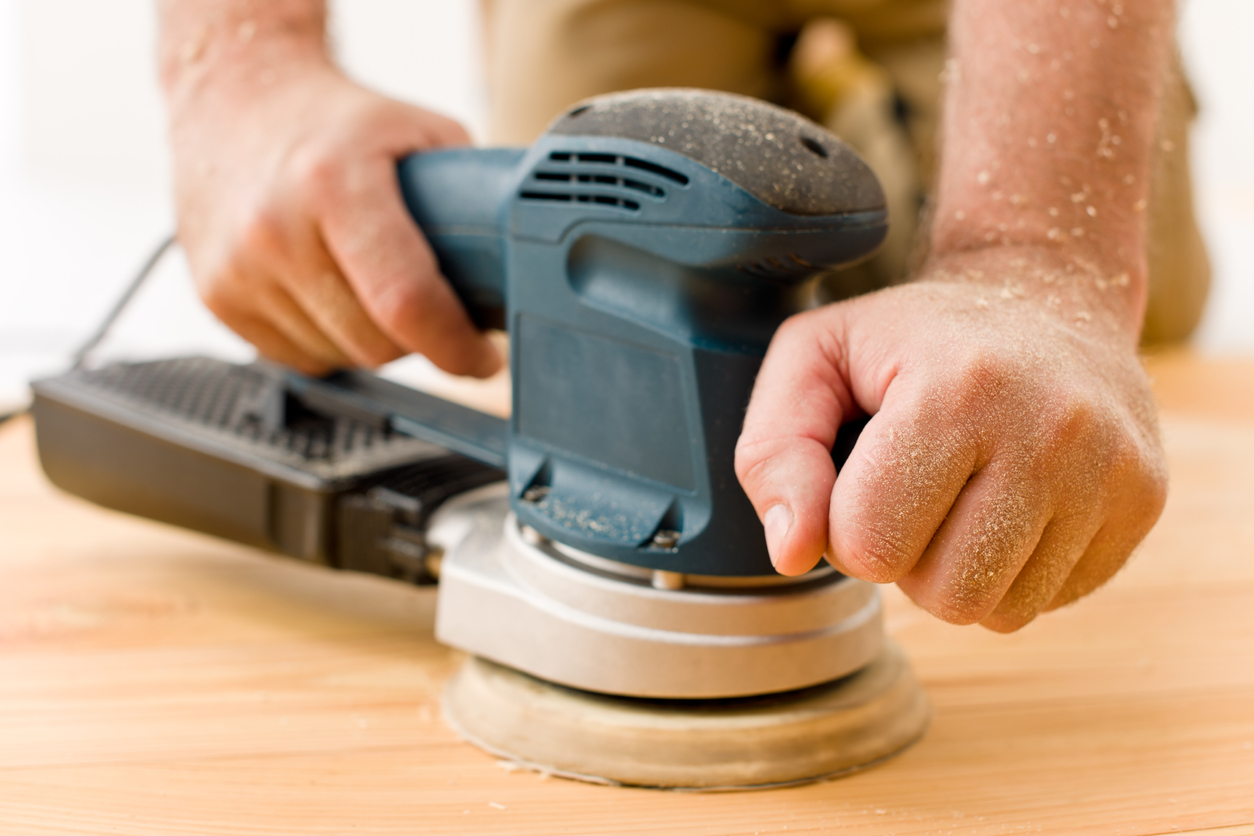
left=157, top=0, right=331, bottom=106
left=929, top=0, right=1176, bottom=342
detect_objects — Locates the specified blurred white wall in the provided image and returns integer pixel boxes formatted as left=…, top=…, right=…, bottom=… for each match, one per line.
left=0, top=0, right=1250, bottom=412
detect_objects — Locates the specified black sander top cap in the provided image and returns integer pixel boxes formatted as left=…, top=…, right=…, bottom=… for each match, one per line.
left=548, top=88, right=885, bottom=217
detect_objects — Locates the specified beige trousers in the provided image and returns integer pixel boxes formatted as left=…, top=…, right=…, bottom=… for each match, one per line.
left=481, top=0, right=1209, bottom=343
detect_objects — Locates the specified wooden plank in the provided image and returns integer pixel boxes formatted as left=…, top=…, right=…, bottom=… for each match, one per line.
left=1, top=350, right=1252, bottom=834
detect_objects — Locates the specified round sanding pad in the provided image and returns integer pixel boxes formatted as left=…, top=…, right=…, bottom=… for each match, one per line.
left=443, top=641, right=929, bottom=790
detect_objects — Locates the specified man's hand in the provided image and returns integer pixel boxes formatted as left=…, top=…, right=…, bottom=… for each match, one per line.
left=160, top=2, right=501, bottom=377
left=737, top=0, right=1176, bottom=629
left=736, top=251, right=1167, bottom=631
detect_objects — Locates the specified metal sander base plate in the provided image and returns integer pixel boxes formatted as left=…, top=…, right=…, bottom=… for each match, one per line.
left=442, top=640, right=929, bottom=791
left=430, top=486, right=886, bottom=699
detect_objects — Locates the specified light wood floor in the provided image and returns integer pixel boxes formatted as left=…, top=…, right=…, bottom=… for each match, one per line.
left=1, top=348, right=1252, bottom=835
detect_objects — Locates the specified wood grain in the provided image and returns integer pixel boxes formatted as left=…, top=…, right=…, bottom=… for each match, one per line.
left=1, top=348, right=1252, bottom=835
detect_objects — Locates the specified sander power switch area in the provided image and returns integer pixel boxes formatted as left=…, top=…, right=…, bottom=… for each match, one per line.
left=31, top=89, right=928, bottom=788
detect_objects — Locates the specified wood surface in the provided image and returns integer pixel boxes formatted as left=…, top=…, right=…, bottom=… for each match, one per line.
left=1, top=348, right=1253, bottom=835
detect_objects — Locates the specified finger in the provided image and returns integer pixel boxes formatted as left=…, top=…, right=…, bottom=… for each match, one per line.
left=735, top=310, right=856, bottom=575
left=269, top=234, right=407, bottom=368
left=1045, top=524, right=1133, bottom=612
left=894, top=465, right=1050, bottom=625
left=199, top=268, right=347, bottom=373
left=1047, top=444, right=1167, bottom=610
left=222, top=310, right=331, bottom=377
left=316, top=156, right=502, bottom=378
left=979, top=513, right=1101, bottom=632
left=1046, top=505, right=1161, bottom=612
left=414, top=108, right=473, bottom=148
left=827, top=377, right=983, bottom=585
left=251, top=280, right=355, bottom=371
left=364, top=100, right=473, bottom=151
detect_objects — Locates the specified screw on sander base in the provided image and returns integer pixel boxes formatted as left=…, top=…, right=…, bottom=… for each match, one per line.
left=650, top=529, right=681, bottom=549
left=651, top=570, right=685, bottom=590
left=519, top=524, right=549, bottom=547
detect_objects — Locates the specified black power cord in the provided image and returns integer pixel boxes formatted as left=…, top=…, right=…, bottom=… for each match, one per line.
left=70, top=232, right=179, bottom=370
left=0, top=232, right=178, bottom=427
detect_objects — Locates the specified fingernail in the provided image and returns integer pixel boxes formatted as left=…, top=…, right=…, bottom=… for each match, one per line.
left=763, top=504, right=793, bottom=568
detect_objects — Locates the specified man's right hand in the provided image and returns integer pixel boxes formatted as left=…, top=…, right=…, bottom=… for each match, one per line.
left=166, top=55, right=502, bottom=378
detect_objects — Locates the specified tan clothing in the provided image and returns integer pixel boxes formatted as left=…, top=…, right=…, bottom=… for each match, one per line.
left=481, top=0, right=1209, bottom=343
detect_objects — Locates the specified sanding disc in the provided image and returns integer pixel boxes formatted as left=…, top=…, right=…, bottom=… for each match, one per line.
left=442, top=640, right=929, bottom=790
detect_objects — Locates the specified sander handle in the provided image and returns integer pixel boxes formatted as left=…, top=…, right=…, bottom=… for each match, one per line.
left=397, top=147, right=523, bottom=331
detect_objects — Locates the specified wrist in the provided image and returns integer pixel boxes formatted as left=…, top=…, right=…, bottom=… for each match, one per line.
left=919, top=243, right=1147, bottom=348
left=158, top=2, right=332, bottom=111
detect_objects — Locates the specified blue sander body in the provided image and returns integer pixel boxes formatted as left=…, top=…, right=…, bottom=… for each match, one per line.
left=397, top=88, right=888, bottom=576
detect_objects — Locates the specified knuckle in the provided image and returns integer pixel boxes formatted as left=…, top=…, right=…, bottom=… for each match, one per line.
left=291, top=146, right=339, bottom=198
left=372, top=279, right=437, bottom=337
left=835, top=519, right=915, bottom=583
left=198, top=266, right=244, bottom=316
left=734, top=437, right=836, bottom=514
left=733, top=435, right=776, bottom=487
left=773, top=312, right=811, bottom=343
left=953, top=346, right=1013, bottom=405
left=1055, top=393, right=1100, bottom=441
left=238, top=206, right=287, bottom=259
left=1033, top=392, right=1102, bottom=462
left=773, top=309, right=825, bottom=351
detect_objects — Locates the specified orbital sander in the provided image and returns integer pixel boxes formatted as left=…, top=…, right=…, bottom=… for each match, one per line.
left=31, top=89, right=928, bottom=789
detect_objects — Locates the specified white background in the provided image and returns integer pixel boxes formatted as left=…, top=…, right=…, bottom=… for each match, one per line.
left=0, top=0, right=1250, bottom=413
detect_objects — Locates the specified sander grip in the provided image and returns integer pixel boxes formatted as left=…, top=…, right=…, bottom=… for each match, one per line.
left=396, top=147, right=523, bottom=330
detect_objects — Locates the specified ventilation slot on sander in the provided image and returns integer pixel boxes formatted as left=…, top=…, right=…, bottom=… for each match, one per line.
left=519, top=151, right=688, bottom=212
left=737, top=253, right=821, bottom=281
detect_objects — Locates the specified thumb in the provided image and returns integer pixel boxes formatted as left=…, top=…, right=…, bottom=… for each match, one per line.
left=734, top=307, right=857, bottom=575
